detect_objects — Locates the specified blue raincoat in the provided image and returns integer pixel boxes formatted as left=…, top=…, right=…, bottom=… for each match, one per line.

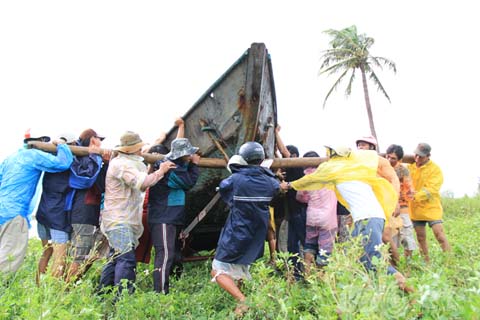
left=0, top=145, right=73, bottom=227
left=214, top=165, right=279, bottom=265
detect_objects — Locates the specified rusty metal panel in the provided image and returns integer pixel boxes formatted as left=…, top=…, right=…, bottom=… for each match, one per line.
left=160, top=43, right=278, bottom=254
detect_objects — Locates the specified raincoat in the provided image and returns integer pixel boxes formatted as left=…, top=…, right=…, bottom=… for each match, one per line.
left=290, top=150, right=398, bottom=220
left=408, top=160, right=443, bottom=221
left=215, top=165, right=279, bottom=265
left=0, top=145, right=73, bottom=227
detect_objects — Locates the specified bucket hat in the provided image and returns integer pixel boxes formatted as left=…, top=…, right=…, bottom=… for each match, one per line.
left=165, top=138, right=199, bottom=160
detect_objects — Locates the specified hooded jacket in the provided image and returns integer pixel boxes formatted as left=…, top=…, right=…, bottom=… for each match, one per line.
left=214, top=165, right=279, bottom=265
left=0, top=145, right=73, bottom=227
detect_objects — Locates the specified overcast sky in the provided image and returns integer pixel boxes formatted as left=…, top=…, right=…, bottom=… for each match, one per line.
left=1, top=1, right=478, bottom=197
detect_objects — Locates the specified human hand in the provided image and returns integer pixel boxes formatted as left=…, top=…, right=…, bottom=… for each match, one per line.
left=52, top=139, right=66, bottom=146
left=191, top=153, right=201, bottom=165
left=102, top=149, right=113, bottom=162
left=159, top=161, right=176, bottom=174
left=174, top=117, right=185, bottom=127
left=275, top=125, right=281, bottom=133
left=393, top=203, right=400, bottom=217
left=280, top=181, right=290, bottom=191
left=275, top=168, right=286, bottom=180
left=88, top=139, right=102, bottom=155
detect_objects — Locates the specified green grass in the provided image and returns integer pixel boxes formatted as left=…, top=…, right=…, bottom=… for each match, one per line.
left=2, top=196, right=480, bottom=319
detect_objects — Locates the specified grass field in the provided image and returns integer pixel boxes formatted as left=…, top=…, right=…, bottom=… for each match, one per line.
left=1, top=196, right=479, bottom=319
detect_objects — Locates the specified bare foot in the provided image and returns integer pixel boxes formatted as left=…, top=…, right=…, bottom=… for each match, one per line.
left=394, top=272, right=415, bottom=293
left=234, top=302, right=249, bottom=317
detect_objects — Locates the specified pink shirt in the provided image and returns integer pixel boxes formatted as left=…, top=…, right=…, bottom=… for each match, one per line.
left=296, top=167, right=337, bottom=230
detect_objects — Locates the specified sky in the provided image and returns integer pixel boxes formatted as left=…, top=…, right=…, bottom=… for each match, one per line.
left=0, top=1, right=478, bottom=197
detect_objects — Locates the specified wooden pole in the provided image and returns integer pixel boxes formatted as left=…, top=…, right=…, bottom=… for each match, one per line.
left=27, top=141, right=414, bottom=169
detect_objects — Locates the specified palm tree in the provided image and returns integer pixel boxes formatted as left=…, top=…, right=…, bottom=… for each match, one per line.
left=319, top=25, right=396, bottom=145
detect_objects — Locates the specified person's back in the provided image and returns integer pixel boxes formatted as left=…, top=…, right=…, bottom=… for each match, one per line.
left=211, top=142, right=280, bottom=316
left=296, top=158, right=337, bottom=270
left=215, top=165, right=279, bottom=264
left=0, top=136, right=73, bottom=273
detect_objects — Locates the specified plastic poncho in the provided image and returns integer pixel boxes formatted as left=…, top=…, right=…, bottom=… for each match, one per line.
left=290, top=150, right=398, bottom=219
left=408, top=160, right=443, bottom=220
left=0, top=145, right=73, bottom=227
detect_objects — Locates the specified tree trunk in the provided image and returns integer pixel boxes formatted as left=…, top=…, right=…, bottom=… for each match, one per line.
left=360, top=66, right=379, bottom=150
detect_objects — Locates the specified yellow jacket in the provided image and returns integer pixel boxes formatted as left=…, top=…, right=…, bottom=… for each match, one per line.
left=408, top=160, right=443, bottom=221
left=291, top=150, right=398, bottom=219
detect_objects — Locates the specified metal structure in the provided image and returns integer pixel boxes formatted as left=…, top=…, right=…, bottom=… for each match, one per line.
left=162, top=43, right=278, bottom=255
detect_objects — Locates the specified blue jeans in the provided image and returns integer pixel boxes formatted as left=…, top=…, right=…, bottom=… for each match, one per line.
left=352, top=218, right=396, bottom=275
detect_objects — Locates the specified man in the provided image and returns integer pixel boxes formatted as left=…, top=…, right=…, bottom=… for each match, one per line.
left=408, top=143, right=450, bottom=262
left=0, top=133, right=73, bottom=273
left=35, top=133, right=77, bottom=279
left=66, top=128, right=110, bottom=283
left=282, top=146, right=412, bottom=292
left=211, top=142, right=280, bottom=316
left=386, top=144, right=417, bottom=261
left=147, top=137, right=200, bottom=294
left=356, top=135, right=401, bottom=267
left=356, top=135, right=378, bottom=151
left=274, top=125, right=306, bottom=280
left=98, top=131, right=175, bottom=295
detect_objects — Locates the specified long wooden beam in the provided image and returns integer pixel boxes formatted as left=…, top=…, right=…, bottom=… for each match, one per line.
left=27, top=141, right=414, bottom=169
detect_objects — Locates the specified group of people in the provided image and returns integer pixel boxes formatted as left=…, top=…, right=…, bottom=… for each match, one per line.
left=210, top=133, right=451, bottom=315
left=0, top=122, right=451, bottom=315
left=0, top=118, right=202, bottom=297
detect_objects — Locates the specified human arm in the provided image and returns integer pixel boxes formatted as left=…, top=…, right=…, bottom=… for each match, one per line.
left=413, top=165, right=443, bottom=202
left=34, top=143, right=73, bottom=172
left=141, top=160, right=176, bottom=191
left=175, top=117, right=185, bottom=139
left=378, top=156, right=400, bottom=194
left=274, top=125, right=290, bottom=158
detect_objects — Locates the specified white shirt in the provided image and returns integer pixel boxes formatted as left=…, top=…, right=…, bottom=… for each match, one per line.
left=336, top=180, right=385, bottom=222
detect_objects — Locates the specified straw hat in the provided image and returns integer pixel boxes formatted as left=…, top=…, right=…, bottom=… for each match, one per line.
left=114, top=131, right=145, bottom=154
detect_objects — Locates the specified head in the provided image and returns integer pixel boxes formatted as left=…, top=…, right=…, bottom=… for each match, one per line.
left=78, top=128, right=105, bottom=147
left=386, top=144, right=404, bottom=167
left=165, top=138, right=199, bottom=162
left=286, top=145, right=299, bottom=158
left=413, top=142, right=431, bottom=167
left=148, top=144, right=169, bottom=155
left=303, top=151, right=319, bottom=158
left=356, top=136, right=378, bottom=151
left=114, top=131, right=145, bottom=154
left=57, top=132, right=77, bottom=145
left=227, top=154, right=248, bottom=173
left=325, top=145, right=351, bottom=159
left=238, top=141, right=265, bottom=165
left=23, top=128, right=50, bottom=145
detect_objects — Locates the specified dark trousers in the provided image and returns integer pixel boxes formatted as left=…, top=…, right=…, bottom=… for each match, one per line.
left=287, top=212, right=306, bottom=279
left=99, top=247, right=137, bottom=294
left=150, top=223, right=182, bottom=294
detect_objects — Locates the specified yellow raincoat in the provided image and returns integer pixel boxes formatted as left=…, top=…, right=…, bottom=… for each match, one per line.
left=408, top=160, right=443, bottom=221
left=290, top=150, right=398, bottom=220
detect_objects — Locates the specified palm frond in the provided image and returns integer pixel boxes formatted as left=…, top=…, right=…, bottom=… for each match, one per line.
left=319, top=57, right=357, bottom=76
left=369, top=70, right=391, bottom=103
left=322, top=68, right=350, bottom=108
left=345, top=69, right=356, bottom=96
left=370, top=56, right=397, bottom=73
